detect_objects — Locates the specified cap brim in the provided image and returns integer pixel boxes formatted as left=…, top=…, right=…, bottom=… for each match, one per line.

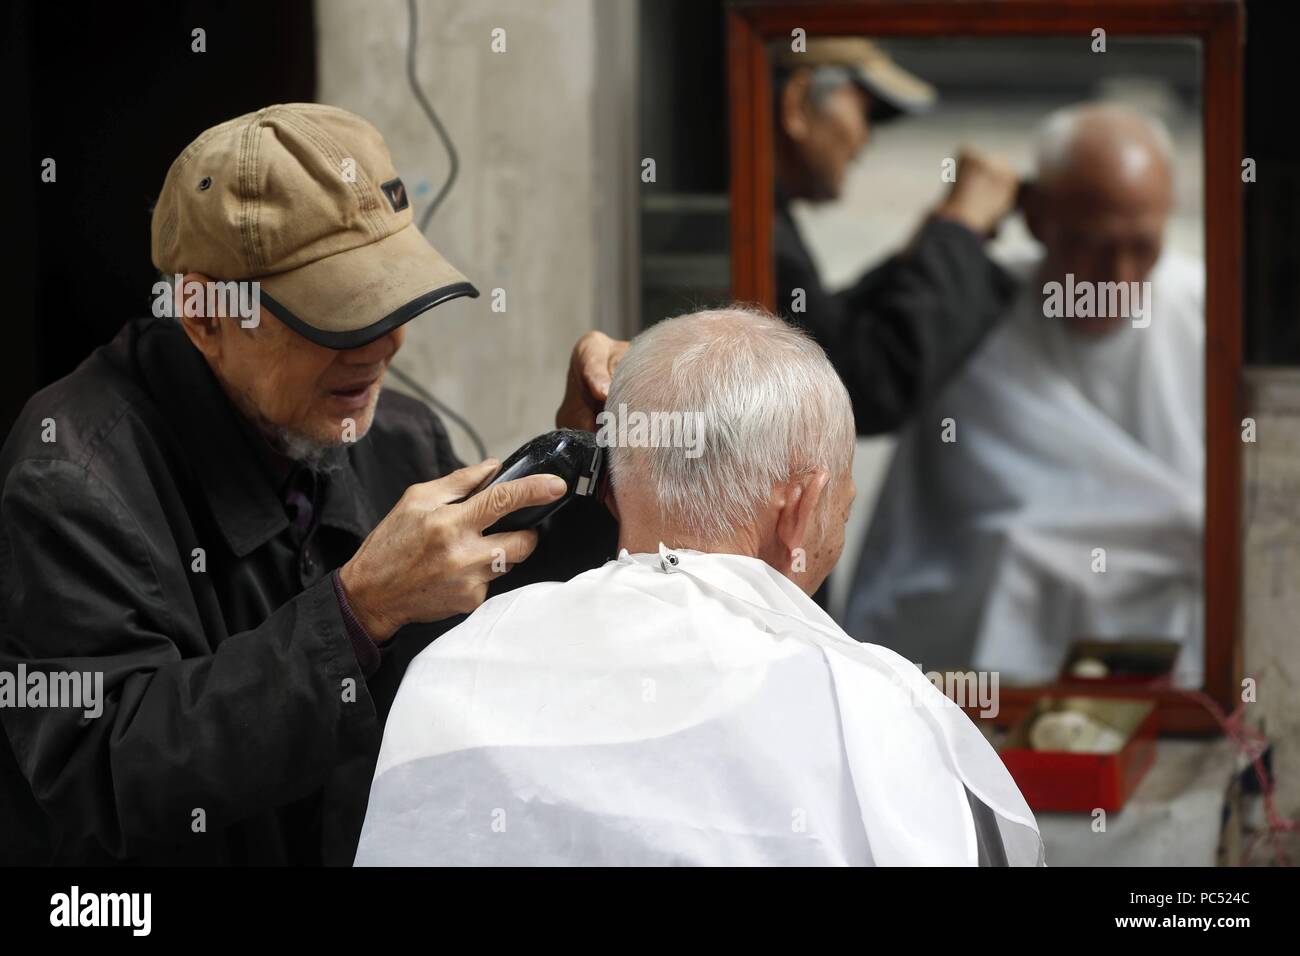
left=257, top=222, right=478, bottom=350
left=851, top=61, right=936, bottom=121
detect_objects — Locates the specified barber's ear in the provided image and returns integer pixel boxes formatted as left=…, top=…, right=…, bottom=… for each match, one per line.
left=775, top=468, right=830, bottom=559
left=176, top=271, right=224, bottom=360
left=779, top=68, right=816, bottom=142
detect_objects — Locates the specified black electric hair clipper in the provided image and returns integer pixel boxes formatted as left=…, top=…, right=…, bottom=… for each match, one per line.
left=471, top=429, right=605, bottom=534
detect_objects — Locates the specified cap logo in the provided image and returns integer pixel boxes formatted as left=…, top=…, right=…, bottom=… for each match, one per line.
left=380, top=178, right=409, bottom=213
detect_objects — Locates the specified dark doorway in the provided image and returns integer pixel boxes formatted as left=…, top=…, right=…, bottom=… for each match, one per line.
left=2, top=1, right=316, bottom=435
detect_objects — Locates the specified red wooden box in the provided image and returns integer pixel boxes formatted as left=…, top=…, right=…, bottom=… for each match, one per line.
left=999, top=697, right=1158, bottom=813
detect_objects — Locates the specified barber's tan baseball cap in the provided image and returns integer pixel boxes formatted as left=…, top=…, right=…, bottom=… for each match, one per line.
left=771, top=37, right=936, bottom=119
left=151, top=103, right=477, bottom=349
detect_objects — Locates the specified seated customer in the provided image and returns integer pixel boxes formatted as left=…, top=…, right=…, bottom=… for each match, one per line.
left=848, top=104, right=1204, bottom=686
left=354, top=307, right=1043, bottom=867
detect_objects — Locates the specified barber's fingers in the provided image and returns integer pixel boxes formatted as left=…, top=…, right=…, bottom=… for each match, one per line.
left=577, top=331, right=629, bottom=402
left=957, top=146, right=1019, bottom=191
left=556, top=331, right=630, bottom=429
left=576, top=332, right=612, bottom=400
left=414, top=459, right=500, bottom=506
left=480, top=529, right=540, bottom=572
left=594, top=339, right=630, bottom=400
left=465, top=473, right=567, bottom=531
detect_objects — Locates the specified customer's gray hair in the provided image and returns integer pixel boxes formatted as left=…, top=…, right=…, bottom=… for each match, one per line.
left=1035, top=102, right=1175, bottom=183
left=607, top=306, right=854, bottom=545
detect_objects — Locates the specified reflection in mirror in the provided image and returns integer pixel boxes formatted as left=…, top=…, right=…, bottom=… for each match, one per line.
left=769, top=37, right=1204, bottom=687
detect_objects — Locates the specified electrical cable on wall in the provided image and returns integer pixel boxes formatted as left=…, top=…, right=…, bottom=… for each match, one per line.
left=407, top=0, right=460, bottom=231
left=387, top=363, right=488, bottom=461
left=393, top=0, right=487, bottom=462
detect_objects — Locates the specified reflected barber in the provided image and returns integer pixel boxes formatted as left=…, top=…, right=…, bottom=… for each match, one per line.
left=0, top=104, right=613, bottom=864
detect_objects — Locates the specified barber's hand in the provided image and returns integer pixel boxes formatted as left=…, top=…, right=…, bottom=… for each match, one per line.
left=556, top=331, right=629, bottom=431
left=338, top=460, right=566, bottom=641
left=931, top=147, right=1020, bottom=238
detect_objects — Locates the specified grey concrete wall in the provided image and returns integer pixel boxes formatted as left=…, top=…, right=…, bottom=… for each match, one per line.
left=316, top=0, right=635, bottom=460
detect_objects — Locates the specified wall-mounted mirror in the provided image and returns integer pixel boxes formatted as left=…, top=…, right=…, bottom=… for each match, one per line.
left=728, top=0, right=1243, bottom=732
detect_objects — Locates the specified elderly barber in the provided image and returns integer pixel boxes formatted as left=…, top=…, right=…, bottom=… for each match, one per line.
left=0, top=104, right=617, bottom=864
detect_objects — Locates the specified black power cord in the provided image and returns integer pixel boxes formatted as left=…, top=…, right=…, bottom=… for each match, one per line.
left=406, top=0, right=460, bottom=232
left=392, top=0, right=487, bottom=461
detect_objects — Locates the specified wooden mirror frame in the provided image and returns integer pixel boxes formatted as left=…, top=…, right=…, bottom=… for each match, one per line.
left=727, top=0, right=1244, bottom=734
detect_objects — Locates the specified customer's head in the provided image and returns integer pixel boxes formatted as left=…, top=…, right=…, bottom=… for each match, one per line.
left=607, top=307, right=855, bottom=594
left=1024, top=102, right=1174, bottom=334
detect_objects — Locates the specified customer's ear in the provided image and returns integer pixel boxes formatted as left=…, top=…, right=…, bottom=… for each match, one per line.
left=774, top=469, right=830, bottom=561
left=603, top=476, right=621, bottom=522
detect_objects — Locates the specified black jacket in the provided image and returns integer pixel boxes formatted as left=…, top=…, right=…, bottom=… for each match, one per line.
left=774, top=200, right=1017, bottom=434
left=0, top=316, right=612, bottom=865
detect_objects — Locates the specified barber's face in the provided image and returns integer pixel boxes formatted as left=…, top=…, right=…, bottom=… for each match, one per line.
left=781, top=73, right=872, bottom=201
left=1029, top=177, right=1170, bottom=336
left=180, top=278, right=405, bottom=448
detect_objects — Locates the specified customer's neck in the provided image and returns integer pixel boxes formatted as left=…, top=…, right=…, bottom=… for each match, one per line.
left=618, top=523, right=761, bottom=560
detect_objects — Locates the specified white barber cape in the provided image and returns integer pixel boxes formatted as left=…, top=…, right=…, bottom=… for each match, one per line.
left=847, top=253, right=1204, bottom=686
left=354, top=546, right=1043, bottom=866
